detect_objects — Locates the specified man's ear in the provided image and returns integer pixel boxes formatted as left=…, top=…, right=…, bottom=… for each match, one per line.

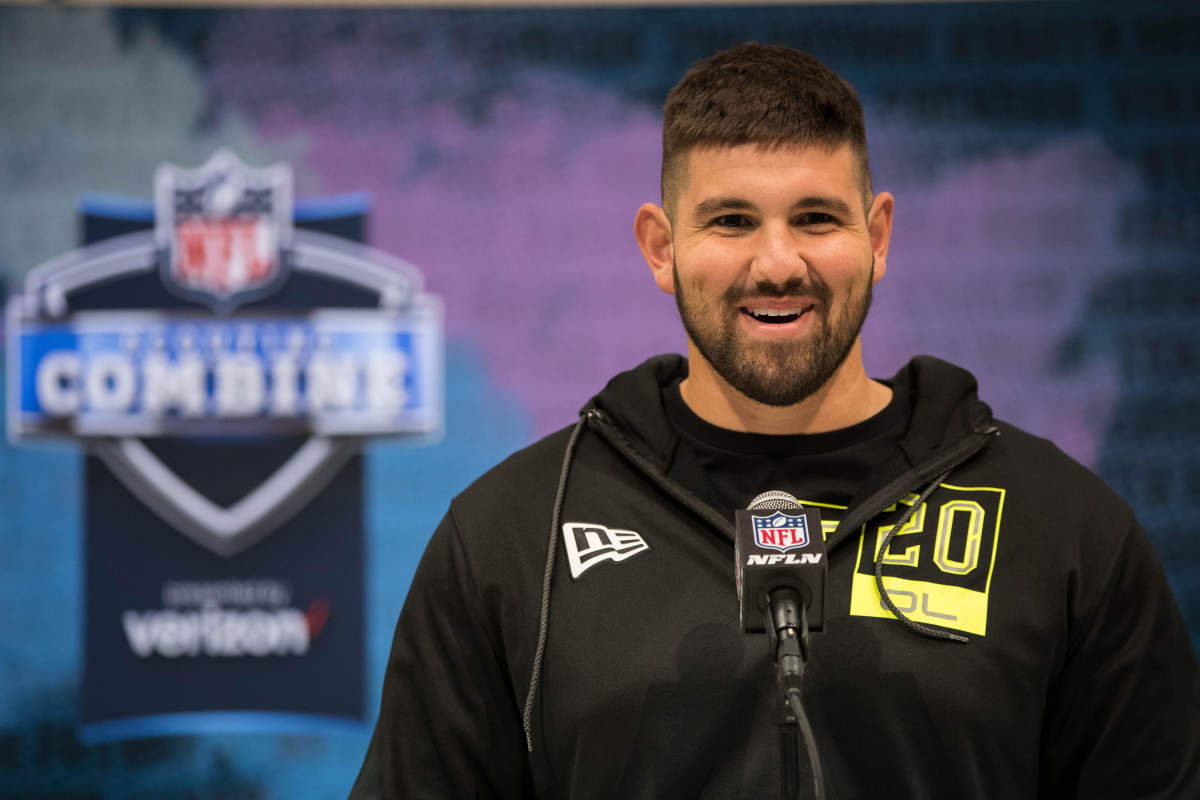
left=634, top=203, right=675, bottom=295
left=867, top=191, right=894, bottom=285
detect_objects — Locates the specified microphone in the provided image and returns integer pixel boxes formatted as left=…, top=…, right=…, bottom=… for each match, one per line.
left=737, top=490, right=829, bottom=800
left=735, top=490, right=827, bottom=635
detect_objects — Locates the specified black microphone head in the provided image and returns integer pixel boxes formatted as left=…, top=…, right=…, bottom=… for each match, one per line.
left=735, top=490, right=827, bottom=633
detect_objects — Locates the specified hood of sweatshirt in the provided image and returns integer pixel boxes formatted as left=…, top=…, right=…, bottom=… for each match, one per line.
left=585, top=354, right=996, bottom=544
left=587, top=353, right=993, bottom=474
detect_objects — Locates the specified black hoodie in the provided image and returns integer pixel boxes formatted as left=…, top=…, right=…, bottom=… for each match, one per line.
left=352, top=355, right=1200, bottom=799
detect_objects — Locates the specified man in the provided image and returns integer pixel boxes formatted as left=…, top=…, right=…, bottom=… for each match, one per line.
left=351, top=43, right=1200, bottom=798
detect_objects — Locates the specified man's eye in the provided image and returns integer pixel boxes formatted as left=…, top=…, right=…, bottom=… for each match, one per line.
left=712, top=214, right=751, bottom=228
left=796, top=213, right=837, bottom=227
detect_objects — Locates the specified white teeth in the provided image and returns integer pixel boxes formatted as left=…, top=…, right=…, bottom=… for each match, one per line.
left=748, top=308, right=804, bottom=318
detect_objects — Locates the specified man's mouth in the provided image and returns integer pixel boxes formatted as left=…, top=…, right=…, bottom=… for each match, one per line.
left=741, top=305, right=814, bottom=324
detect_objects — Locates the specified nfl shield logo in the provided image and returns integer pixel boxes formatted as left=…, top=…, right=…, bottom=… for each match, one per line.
left=155, top=149, right=291, bottom=311
left=752, top=513, right=810, bottom=553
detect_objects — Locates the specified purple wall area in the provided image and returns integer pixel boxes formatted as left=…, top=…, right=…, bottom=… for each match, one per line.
left=206, top=18, right=680, bottom=436
left=866, top=134, right=1134, bottom=467
left=198, top=11, right=1136, bottom=465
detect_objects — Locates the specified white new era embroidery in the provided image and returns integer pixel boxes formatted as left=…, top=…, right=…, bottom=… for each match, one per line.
left=562, top=522, right=650, bottom=580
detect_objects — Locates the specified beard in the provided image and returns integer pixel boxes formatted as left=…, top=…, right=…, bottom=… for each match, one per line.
left=674, top=261, right=874, bottom=407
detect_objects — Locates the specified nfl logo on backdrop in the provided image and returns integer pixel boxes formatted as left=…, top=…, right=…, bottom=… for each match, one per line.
left=753, top=513, right=810, bottom=553
left=156, top=150, right=291, bottom=310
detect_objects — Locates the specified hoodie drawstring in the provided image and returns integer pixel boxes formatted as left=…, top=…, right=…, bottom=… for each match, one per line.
left=522, top=415, right=587, bottom=752
left=872, top=469, right=970, bottom=644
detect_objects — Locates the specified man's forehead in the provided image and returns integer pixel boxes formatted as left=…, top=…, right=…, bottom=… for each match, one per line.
left=680, top=142, right=868, bottom=209
left=685, top=141, right=857, bottom=178
left=690, top=139, right=851, bottom=159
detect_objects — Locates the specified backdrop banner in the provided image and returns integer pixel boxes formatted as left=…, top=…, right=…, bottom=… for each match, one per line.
left=7, top=151, right=443, bottom=741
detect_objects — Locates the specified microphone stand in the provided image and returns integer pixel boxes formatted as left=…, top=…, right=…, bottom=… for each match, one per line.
left=767, top=587, right=825, bottom=800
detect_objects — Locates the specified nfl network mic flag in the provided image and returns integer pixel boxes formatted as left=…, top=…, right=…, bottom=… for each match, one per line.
left=6, top=151, right=443, bottom=741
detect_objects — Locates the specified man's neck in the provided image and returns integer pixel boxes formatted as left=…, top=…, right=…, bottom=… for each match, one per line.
left=678, top=341, right=893, bottom=435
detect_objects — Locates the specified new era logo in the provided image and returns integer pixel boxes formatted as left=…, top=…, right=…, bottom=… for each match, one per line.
left=562, top=522, right=649, bottom=580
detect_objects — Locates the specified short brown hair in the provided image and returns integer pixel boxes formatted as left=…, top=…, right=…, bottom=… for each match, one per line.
left=661, top=42, right=871, bottom=216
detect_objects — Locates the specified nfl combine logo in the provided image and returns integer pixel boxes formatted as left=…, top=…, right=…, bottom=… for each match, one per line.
left=752, top=513, right=810, bottom=553
left=8, top=149, right=443, bottom=558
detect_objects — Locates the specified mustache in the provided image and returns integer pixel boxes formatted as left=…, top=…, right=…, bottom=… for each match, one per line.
left=723, top=277, right=831, bottom=305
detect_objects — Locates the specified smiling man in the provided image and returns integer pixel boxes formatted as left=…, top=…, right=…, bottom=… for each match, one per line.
left=636, top=142, right=891, bottom=432
left=351, top=44, right=1200, bottom=799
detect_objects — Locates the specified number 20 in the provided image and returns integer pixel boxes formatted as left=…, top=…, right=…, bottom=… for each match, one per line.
left=876, top=497, right=985, bottom=576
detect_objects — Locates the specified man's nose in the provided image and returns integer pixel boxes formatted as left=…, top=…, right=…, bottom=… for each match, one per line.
left=749, top=222, right=808, bottom=285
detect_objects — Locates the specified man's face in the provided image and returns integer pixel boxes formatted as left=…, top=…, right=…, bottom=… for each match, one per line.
left=667, top=143, right=885, bottom=406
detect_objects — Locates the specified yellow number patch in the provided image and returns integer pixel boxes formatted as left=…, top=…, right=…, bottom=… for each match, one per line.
left=847, top=483, right=1005, bottom=636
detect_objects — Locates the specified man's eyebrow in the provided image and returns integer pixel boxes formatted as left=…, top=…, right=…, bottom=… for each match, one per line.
left=793, top=195, right=855, bottom=217
left=691, top=197, right=755, bottom=218
left=691, top=195, right=858, bottom=219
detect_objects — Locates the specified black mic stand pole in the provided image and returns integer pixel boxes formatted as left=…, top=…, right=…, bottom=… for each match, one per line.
left=767, top=587, right=823, bottom=800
